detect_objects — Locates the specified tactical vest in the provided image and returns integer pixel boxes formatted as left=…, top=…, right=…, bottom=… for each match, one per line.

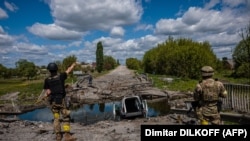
left=47, top=75, right=65, bottom=104
left=200, top=79, right=219, bottom=101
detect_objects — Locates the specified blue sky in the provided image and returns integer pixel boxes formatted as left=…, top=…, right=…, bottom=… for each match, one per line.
left=0, top=0, right=249, bottom=68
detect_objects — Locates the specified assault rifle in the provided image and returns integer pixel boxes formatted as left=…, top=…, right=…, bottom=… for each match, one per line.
left=187, top=100, right=201, bottom=115
left=187, top=100, right=223, bottom=115
left=34, top=95, right=48, bottom=104
left=34, top=89, right=48, bottom=105
left=217, top=99, right=223, bottom=112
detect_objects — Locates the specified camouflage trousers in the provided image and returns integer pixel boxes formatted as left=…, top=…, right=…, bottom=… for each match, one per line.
left=50, top=101, right=71, bottom=134
left=195, top=105, right=221, bottom=125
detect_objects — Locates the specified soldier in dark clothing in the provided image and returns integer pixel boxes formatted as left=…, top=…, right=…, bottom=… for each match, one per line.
left=44, top=62, right=76, bottom=141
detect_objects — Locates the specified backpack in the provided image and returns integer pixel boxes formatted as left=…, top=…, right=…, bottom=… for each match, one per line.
left=200, top=79, right=219, bottom=102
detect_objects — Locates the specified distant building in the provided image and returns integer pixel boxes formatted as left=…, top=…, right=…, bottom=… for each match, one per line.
left=73, top=71, right=83, bottom=76
left=79, top=62, right=96, bottom=69
left=223, top=59, right=234, bottom=70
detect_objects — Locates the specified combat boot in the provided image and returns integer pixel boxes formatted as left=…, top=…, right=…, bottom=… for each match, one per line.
left=64, top=132, right=77, bottom=141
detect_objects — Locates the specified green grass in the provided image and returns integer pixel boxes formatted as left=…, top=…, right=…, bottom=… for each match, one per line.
left=0, top=79, right=44, bottom=104
left=149, top=72, right=250, bottom=92
left=149, top=74, right=198, bottom=92
left=214, top=71, right=250, bottom=85
left=0, top=79, right=37, bottom=96
left=0, top=69, right=112, bottom=105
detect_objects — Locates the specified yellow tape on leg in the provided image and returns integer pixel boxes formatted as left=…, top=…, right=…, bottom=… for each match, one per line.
left=54, top=113, right=60, bottom=119
left=200, top=119, right=209, bottom=125
left=63, top=123, right=70, bottom=132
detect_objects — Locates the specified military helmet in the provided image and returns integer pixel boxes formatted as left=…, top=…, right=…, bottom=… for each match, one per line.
left=201, top=66, right=214, bottom=77
left=47, top=62, right=58, bottom=71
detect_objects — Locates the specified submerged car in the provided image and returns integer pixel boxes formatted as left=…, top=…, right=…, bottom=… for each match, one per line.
left=113, top=95, right=148, bottom=120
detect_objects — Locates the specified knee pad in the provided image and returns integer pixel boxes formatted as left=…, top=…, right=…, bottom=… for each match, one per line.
left=54, top=112, right=60, bottom=119
left=63, top=123, right=70, bottom=132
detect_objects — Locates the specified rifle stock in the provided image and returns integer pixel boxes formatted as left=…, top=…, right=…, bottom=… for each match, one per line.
left=34, top=89, right=47, bottom=105
left=35, top=95, right=48, bottom=104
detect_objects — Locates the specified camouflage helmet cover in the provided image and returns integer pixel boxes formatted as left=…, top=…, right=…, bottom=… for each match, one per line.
left=47, top=62, right=58, bottom=71
left=201, top=66, right=214, bottom=77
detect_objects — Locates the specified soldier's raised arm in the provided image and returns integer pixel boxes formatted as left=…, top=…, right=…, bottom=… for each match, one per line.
left=65, top=62, right=77, bottom=74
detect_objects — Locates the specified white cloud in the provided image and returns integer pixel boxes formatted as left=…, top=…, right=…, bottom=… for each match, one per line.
left=0, top=26, right=5, bottom=34
left=27, top=0, right=143, bottom=41
left=68, top=41, right=82, bottom=47
left=110, top=26, right=125, bottom=37
left=49, top=0, right=143, bottom=31
left=0, top=41, right=50, bottom=67
left=78, top=35, right=164, bottom=64
left=15, top=42, right=48, bottom=55
left=154, top=1, right=249, bottom=59
left=134, top=24, right=154, bottom=31
left=155, top=18, right=185, bottom=35
left=0, top=8, right=8, bottom=19
left=4, top=1, right=18, bottom=12
left=27, top=23, right=83, bottom=40
left=156, top=7, right=240, bottom=35
left=222, top=0, right=246, bottom=8
left=204, top=0, right=220, bottom=9
left=0, top=32, right=14, bottom=46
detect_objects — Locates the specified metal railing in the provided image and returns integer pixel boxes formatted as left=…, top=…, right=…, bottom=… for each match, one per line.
left=222, top=83, right=250, bottom=113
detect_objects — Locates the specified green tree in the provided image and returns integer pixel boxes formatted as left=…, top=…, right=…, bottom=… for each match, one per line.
left=62, top=55, right=77, bottom=76
left=142, top=37, right=218, bottom=79
left=143, top=48, right=159, bottom=74
left=103, top=55, right=117, bottom=70
left=15, top=59, right=37, bottom=80
left=233, top=22, right=250, bottom=81
left=96, top=41, right=104, bottom=73
left=0, top=64, right=7, bottom=79
left=54, top=60, right=62, bottom=72
left=126, top=58, right=141, bottom=70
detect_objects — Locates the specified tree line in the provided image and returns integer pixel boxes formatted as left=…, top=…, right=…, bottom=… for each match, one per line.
left=126, top=23, right=250, bottom=82
left=0, top=41, right=119, bottom=79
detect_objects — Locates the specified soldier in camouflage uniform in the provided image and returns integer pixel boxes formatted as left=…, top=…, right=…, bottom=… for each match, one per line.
left=44, top=62, right=77, bottom=141
left=193, top=66, right=227, bottom=125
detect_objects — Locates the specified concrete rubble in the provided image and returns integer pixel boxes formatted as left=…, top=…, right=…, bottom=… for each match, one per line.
left=0, top=66, right=198, bottom=141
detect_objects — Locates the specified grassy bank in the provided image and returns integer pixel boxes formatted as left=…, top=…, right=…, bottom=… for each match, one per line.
left=148, top=73, right=250, bottom=92
left=0, top=69, right=111, bottom=101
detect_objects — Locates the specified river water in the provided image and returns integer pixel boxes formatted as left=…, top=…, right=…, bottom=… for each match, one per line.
left=17, top=98, right=170, bottom=124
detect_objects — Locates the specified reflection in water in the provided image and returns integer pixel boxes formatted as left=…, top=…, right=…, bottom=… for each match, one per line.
left=147, top=98, right=170, bottom=117
left=18, top=108, right=53, bottom=122
left=17, top=98, right=170, bottom=124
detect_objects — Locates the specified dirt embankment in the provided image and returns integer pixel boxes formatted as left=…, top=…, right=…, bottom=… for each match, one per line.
left=0, top=65, right=193, bottom=141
